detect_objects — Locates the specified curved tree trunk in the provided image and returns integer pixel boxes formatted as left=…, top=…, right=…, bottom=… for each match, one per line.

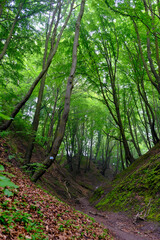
left=0, top=0, right=75, bottom=132
left=31, top=0, right=86, bottom=182
left=24, top=3, right=61, bottom=165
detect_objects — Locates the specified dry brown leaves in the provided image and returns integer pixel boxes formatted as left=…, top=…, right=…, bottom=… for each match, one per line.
left=0, top=140, right=114, bottom=240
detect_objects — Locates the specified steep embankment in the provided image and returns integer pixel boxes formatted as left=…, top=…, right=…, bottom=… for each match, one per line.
left=92, top=143, right=160, bottom=222
left=0, top=135, right=105, bottom=205
left=0, top=137, right=114, bottom=239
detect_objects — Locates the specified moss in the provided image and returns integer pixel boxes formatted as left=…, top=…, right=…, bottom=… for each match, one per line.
left=90, top=187, right=104, bottom=204
left=95, top=150, right=160, bottom=221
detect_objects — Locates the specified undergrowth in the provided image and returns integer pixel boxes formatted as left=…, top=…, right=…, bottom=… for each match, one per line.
left=0, top=163, right=48, bottom=239
left=95, top=150, right=160, bottom=222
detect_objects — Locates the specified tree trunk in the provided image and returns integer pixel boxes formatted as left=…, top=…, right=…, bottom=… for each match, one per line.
left=24, top=3, right=60, bottom=165
left=31, top=0, right=86, bottom=182
left=42, top=111, right=49, bottom=138
left=94, top=131, right=101, bottom=162
left=77, top=122, right=85, bottom=173
left=114, top=143, right=120, bottom=176
left=88, top=131, right=93, bottom=171
left=0, top=2, right=23, bottom=61
left=120, top=140, right=125, bottom=170
left=127, top=109, right=142, bottom=157
left=46, top=88, right=59, bottom=153
left=47, top=106, right=63, bottom=155
left=0, top=0, right=75, bottom=131
left=133, top=20, right=160, bottom=94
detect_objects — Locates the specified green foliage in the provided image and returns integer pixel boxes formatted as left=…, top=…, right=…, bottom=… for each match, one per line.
left=98, top=229, right=109, bottom=239
left=0, top=208, right=47, bottom=239
left=0, top=165, right=4, bottom=171
left=90, top=186, right=104, bottom=204
left=8, top=155, right=15, bottom=160
left=0, top=113, right=12, bottom=120
left=95, top=150, right=160, bottom=221
left=0, top=164, right=18, bottom=196
left=0, top=164, right=47, bottom=239
left=22, top=163, right=46, bottom=174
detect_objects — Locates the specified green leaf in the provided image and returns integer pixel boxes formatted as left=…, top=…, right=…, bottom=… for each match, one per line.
left=0, top=113, right=12, bottom=120
left=8, top=155, right=15, bottom=160
left=0, top=176, right=19, bottom=188
left=0, top=165, right=4, bottom=171
left=4, top=189, right=14, bottom=197
left=2, top=172, right=15, bottom=177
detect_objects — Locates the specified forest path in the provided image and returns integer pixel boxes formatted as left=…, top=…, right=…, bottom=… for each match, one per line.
left=74, top=197, right=160, bottom=240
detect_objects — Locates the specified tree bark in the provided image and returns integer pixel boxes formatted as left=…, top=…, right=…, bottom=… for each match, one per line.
left=88, top=127, right=93, bottom=171
left=24, top=3, right=61, bottom=165
left=46, top=88, right=59, bottom=153
left=133, top=20, right=160, bottom=94
left=31, top=0, right=86, bottom=182
left=77, top=122, right=84, bottom=173
left=94, top=131, right=101, bottom=162
left=127, top=109, right=142, bottom=157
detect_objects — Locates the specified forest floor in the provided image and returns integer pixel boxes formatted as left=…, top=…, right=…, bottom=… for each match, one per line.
left=0, top=137, right=115, bottom=239
left=74, top=197, right=160, bottom=240
left=0, top=158, right=113, bottom=239
left=1, top=135, right=160, bottom=240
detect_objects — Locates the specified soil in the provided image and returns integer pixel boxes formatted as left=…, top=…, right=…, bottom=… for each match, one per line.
left=74, top=197, right=160, bottom=240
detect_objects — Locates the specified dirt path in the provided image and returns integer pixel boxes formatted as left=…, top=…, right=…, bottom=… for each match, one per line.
left=74, top=197, right=160, bottom=240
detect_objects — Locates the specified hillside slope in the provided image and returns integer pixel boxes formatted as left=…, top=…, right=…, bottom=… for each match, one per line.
left=0, top=135, right=106, bottom=205
left=0, top=138, right=113, bottom=240
left=92, top=143, right=160, bottom=222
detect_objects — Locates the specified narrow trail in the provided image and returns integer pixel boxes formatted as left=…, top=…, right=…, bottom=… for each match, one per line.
left=74, top=197, right=160, bottom=240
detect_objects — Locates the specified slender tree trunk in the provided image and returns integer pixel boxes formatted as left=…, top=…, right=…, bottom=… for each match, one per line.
left=133, top=20, right=160, bottom=94
left=139, top=97, right=152, bottom=148
left=42, top=112, right=49, bottom=138
left=0, top=2, right=23, bottom=61
left=47, top=106, right=63, bottom=155
left=24, top=3, right=60, bottom=164
left=65, top=133, right=73, bottom=172
left=139, top=80, right=159, bottom=144
left=24, top=74, right=47, bottom=164
left=127, top=109, right=142, bottom=156
left=95, top=29, right=135, bottom=165
left=88, top=131, right=93, bottom=171
left=31, top=0, right=86, bottom=182
left=0, top=0, right=75, bottom=132
left=101, top=140, right=114, bottom=176
left=112, top=79, right=134, bottom=165
left=68, top=121, right=77, bottom=171
left=77, top=122, right=85, bottom=173
left=114, top=143, right=120, bottom=176
left=46, top=88, right=59, bottom=153
left=120, top=140, right=125, bottom=170
left=94, top=131, right=101, bottom=162
left=101, top=140, right=109, bottom=176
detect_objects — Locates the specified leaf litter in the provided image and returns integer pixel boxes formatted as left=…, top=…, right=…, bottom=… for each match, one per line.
left=0, top=153, right=114, bottom=239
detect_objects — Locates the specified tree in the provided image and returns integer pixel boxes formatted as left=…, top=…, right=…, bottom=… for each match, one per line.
left=0, top=0, right=75, bottom=131
left=24, top=0, right=72, bottom=165
left=80, top=5, right=135, bottom=165
left=31, top=0, right=86, bottom=182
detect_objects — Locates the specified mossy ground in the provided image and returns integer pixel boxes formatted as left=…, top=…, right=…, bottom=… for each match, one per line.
left=95, top=144, right=160, bottom=222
